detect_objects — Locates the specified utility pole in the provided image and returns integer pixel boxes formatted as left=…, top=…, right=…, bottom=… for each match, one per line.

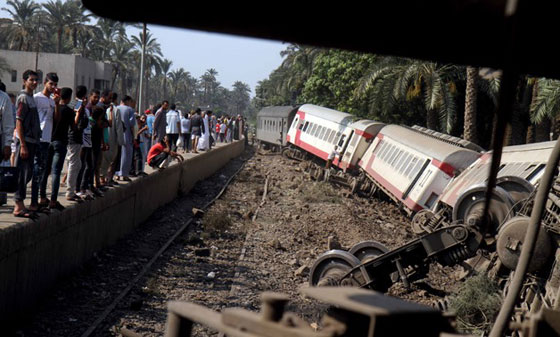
left=138, top=23, right=147, bottom=113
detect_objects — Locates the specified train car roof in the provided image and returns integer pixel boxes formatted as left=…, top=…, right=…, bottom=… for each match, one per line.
left=82, top=1, right=560, bottom=80
left=380, top=125, right=481, bottom=169
left=349, top=120, right=385, bottom=133
left=298, top=104, right=355, bottom=126
left=257, top=106, right=299, bottom=118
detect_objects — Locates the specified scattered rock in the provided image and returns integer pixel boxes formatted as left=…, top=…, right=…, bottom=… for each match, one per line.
left=294, top=265, right=309, bottom=277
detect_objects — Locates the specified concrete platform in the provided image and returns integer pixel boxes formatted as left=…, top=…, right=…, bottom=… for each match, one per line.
left=0, top=139, right=245, bottom=320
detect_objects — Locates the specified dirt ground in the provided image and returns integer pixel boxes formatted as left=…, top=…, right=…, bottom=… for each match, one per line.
left=12, top=148, right=464, bottom=336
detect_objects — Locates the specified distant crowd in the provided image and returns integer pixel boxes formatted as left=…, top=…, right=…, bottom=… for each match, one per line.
left=0, top=70, right=246, bottom=219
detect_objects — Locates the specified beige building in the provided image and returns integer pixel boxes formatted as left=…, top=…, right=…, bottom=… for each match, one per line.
left=0, top=49, right=112, bottom=95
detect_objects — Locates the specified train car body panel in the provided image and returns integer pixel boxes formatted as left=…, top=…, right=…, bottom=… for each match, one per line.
left=438, top=141, right=556, bottom=209
left=287, top=104, right=357, bottom=169
left=339, top=120, right=385, bottom=172
left=256, top=106, right=299, bottom=148
left=359, top=125, right=481, bottom=213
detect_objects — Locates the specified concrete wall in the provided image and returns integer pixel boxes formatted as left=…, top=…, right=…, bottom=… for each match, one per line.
left=0, top=140, right=244, bottom=321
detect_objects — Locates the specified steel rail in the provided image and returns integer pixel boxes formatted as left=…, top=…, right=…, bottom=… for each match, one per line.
left=80, top=158, right=249, bottom=337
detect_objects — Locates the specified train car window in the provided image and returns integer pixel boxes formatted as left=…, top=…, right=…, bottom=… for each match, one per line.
left=409, top=160, right=425, bottom=179
left=391, top=150, right=403, bottom=167
left=396, top=152, right=409, bottom=173
left=318, top=127, right=325, bottom=139
left=338, top=134, right=346, bottom=147
left=322, top=128, right=329, bottom=141
left=404, top=157, right=417, bottom=177
left=328, top=130, right=335, bottom=143
left=400, top=154, right=412, bottom=174
left=291, top=117, right=299, bottom=130
left=526, top=163, right=546, bottom=182
left=298, top=120, right=304, bottom=130
left=379, top=142, right=389, bottom=160
left=383, top=144, right=395, bottom=162
left=388, top=147, right=400, bottom=166
left=313, top=124, right=320, bottom=137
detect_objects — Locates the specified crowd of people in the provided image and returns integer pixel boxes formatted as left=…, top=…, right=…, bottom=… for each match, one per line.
left=0, top=70, right=246, bottom=219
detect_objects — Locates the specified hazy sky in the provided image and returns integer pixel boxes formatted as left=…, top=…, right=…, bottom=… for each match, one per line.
left=0, top=0, right=287, bottom=96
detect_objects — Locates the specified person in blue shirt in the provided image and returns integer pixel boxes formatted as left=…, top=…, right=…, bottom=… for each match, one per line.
left=146, top=104, right=156, bottom=151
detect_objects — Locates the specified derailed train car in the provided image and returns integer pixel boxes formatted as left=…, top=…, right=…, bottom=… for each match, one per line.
left=255, top=105, right=299, bottom=151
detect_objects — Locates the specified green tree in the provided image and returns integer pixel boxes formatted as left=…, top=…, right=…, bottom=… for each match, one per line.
left=1, top=0, right=41, bottom=51
left=302, top=49, right=374, bottom=116
left=230, top=81, right=251, bottom=116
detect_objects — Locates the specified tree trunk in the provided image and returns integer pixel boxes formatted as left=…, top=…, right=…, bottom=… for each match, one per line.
left=526, top=124, right=536, bottom=143
left=464, top=66, right=478, bottom=143
left=535, top=118, right=551, bottom=142
left=57, top=28, right=62, bottom=54
left=426, top=109, right=438, bottom=131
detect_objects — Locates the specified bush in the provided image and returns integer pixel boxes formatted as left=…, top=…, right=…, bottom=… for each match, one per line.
left=448, top=274, right=502, bottom=334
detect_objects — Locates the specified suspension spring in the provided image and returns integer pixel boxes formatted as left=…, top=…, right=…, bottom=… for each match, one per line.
left=442, top=246, right=471, bottom=266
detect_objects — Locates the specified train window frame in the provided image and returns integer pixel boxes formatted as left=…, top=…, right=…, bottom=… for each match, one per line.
left=323, top=128, right=329, bottom=141
left=298, top=120, right=304, bottom=130
left=377, top=141, right=388, bottom=159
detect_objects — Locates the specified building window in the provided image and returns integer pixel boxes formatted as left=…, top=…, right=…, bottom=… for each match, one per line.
left=11, top=70, right=17, bottom=82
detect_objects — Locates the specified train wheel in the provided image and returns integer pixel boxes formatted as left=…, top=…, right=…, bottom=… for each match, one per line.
left=496, top=176, right=534, bottom=204
left=452, top=185, right=514, bottom=233
left=348, top=240, right=388, bottom=262
left=309, top=250, right=362, bottom=287
left=411, top=209, right=435, bottom=235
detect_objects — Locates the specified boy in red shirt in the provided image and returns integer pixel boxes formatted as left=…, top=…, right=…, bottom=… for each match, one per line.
left=147, top=135, right=183, bottom=169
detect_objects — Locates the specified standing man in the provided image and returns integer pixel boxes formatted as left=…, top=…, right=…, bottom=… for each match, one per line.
left=0, top=81, right=15, bottom=205
left=152, top=100, right=169, bottom=144
left=103, top=92, right=124, bottom=186
left=41, top=87, right=74, bottom=210
left=66, top=85, right=89, bottom=202
left=165, top=103, right=181, bottom=151
left=145, top=105, right=154, bottom=151
left=190, top=108, right=203, bottom=153
left=32, top=72, right=59, bottom=211
left=13, top=70, right=41, bottom=218
left=117, top=96, right=135, bottom=181
left=180, top=110, right=191, bottom=152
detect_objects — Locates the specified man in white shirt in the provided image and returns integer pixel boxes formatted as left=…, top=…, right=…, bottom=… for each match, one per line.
left=326, top=145, right=340, bottom=169
left=165, top=103, right=181, bottom=151
left=32, top=72, right=59, bottom=210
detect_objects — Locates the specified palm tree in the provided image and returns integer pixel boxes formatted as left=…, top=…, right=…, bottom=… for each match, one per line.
left=279, top=44, right=321, bottom=102
left=42, top=0, right=70, bottom=53
left=109, top=34, right=134, bottom=93
left=200, top=68, right=219, bottom=107
left=529, top=78, right=560, bottom=141
left=464, top=66, right=479, bottom=143
left=131, top=30, right=163, bottom=108
left=64, top=0, right=93, bottom=50
left=169, top=68, right=187, bottom=102
left=231, top=81, right=251, bottom=116
left=159, top=58, right=172, bottom=99
left=1, top=0, right=41, bottom=51
left=356, top=58, right=461, bottom=131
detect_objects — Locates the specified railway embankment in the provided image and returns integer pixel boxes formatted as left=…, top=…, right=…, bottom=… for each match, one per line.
left=0, top=139, right=245, bottom=321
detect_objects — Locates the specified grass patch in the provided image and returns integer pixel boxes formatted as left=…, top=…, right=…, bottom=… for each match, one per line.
left=300, top=182, right=341, bottom=204
left=448, top=274, right=502, bottom=334
left=203, top=210, right=232, bottom=238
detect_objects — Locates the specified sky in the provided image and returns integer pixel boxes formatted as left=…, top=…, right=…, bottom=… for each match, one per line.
left=0, top=0, right=287, bottom=97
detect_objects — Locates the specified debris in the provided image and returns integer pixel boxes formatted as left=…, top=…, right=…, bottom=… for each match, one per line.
left=194, top=248, right=211, bottom=257
left=207, top=272, right=216, bottom=279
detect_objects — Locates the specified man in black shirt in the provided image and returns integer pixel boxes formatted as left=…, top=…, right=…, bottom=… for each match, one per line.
left=41, top=87, right=75, bottom=210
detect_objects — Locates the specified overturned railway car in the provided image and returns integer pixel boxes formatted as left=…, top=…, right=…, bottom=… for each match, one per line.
left=357, top=125, right=482, bottom=214
left=255, top=106, right=298, bottom=151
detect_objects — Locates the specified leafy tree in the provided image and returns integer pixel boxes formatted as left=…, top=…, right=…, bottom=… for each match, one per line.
left=302, top=49, right=374, bottom=116
left=1, top=0, right=41, bottom=51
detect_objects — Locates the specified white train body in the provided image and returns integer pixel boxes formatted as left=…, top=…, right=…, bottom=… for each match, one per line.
left=286, top=104, right=384, bottom=172
left=358, top=125, right=481, bottom=213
